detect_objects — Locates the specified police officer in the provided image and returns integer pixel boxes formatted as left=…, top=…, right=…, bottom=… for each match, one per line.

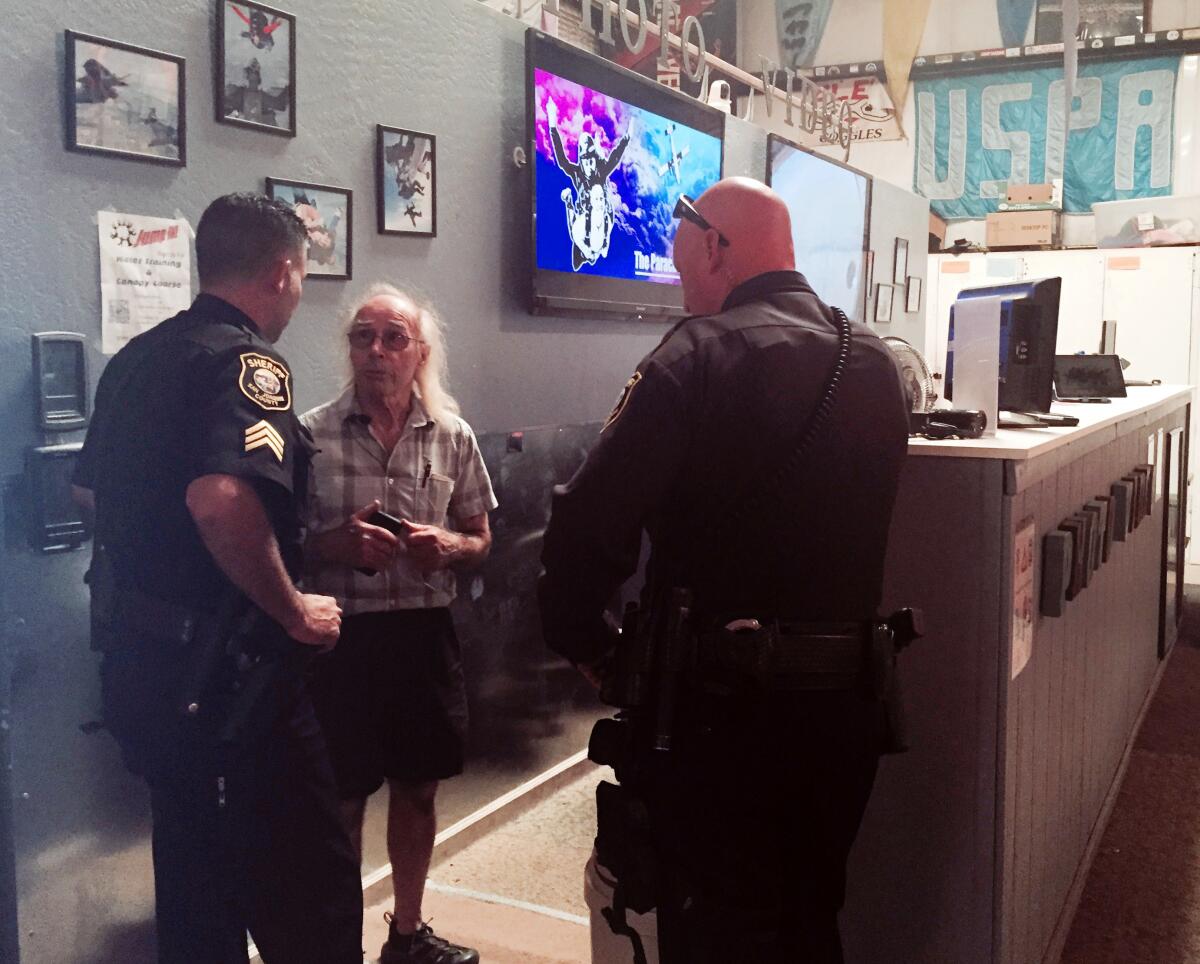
left=72, top=194, right=363, bottom=963
left=538, top=177, right=910, bottom=963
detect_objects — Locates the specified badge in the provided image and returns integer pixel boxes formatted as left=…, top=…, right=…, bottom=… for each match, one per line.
left=603, top=371, right=642, bottom=432
left=245, top=419, right=286, bottom=462
left=238, top=352, right=291, bottom=411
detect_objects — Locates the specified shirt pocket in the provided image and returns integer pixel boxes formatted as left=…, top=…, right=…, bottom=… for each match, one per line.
left=420, top=472, right=455, bottom=524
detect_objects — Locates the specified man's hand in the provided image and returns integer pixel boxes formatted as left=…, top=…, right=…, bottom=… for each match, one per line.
left=285, top=592, right=343, bottom=648
left=403, top=522, right=463, bottom=572
left=306, top=500, right=401, bottom=571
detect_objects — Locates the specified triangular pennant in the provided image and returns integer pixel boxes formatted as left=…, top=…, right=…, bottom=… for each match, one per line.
left=884, top=0, right=933, bottom=128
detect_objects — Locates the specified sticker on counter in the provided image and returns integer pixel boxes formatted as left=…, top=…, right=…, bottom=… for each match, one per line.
left=1012, top=516, right=1036, bottom=680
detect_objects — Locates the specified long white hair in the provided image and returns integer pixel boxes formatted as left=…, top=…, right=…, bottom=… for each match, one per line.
left=338, top=282, right=461, bottom=423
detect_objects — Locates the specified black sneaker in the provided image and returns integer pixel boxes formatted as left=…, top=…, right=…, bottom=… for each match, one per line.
left=379, top=915, right=480, bottom=964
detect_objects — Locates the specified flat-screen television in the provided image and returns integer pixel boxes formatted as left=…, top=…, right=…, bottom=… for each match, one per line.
left=526, top=30, right=725, bottom=319
left=766, top=133, right=871, bottom=321
left=946, top=277, right=1063, bottom=413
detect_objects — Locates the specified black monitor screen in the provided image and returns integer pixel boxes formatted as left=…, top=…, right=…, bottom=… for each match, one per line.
left=946, top=277, right=1062, bottom=413
left=527, top=30, right=725, bottom=318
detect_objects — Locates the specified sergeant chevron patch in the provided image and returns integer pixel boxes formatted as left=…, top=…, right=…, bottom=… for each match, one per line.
left=245, top=419, right=285, bottom=462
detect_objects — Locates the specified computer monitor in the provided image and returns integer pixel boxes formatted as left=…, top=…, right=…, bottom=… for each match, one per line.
left=766, top=134, right=871, bottom=322
left=1054, top=354, right=1127, bottom=398
left=946, top=277, right=1062, bottom=413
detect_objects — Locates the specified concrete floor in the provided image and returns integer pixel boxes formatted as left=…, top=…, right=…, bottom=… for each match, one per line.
left=361, top=763, right=603, bottom=963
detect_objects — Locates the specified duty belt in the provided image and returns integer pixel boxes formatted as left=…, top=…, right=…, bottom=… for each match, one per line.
left=693, top=619, right=877, bottom=691
left=103, top=586, right=205, bottom=648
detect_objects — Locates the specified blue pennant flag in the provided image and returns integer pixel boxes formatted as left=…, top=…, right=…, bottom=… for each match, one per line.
left=777, top=0, right=835, bottom=70
left=997, top=0, right=1038, bottom=48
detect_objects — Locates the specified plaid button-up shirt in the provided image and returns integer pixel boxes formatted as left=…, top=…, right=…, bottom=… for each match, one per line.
left=301, top=387, right=498, bottom=614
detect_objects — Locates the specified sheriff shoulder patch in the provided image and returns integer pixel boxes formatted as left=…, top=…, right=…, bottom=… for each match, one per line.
left=245, top=419, right=285, bottom=462
left=238, top=353, right=291, bottom=411
left=603, top=370, right=642, bottom=432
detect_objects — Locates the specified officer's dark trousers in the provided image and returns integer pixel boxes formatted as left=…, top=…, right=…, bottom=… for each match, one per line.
left=649, top=687, right=884, bottom=964
left=102, top=647, right=364, bottom=964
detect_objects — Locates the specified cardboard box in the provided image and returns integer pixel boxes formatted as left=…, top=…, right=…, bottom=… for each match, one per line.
left=986, top=210, right=1059, bottom=248
left=1007, top=183, right=1055, bottom=204
left=929, top=211, right=947, bottom=246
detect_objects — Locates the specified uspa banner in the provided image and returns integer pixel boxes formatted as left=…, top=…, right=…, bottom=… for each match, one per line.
left=914, top=56, right=1178, bottom=219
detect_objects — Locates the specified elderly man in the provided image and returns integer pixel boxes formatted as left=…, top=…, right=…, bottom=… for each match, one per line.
left=302, top=284, right=496, bottom=964
left=539, top=178, right=910, bottom=962
left=73, top=193, right=363, bottom=963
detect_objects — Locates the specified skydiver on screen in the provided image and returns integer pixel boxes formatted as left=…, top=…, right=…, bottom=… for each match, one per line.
left=547, top=99, right=629, bottom=270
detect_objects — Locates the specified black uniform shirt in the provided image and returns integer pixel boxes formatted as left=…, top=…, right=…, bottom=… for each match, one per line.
left=75, top=294, right=313, bottom=612
left=539, top=270, right=910, bottom=665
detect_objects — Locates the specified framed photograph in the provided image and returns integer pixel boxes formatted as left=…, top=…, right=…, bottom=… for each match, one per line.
left=1035, top=0, right=1145, bottom=44
left=875, top=283, right=894, bottom=323
left=217, top=1, right=295, bottom=136
left=266, top=178, right=352, bottom=279
left=893, top=237, right=908, bottom=285
left=65, top=31, right=185, bottom=166
left=906, top=276, right=922, bottom=313
left=376, top=125, right=437, bottom=236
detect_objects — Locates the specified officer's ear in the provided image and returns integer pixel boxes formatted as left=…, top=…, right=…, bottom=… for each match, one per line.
left=265, top=255, right=291, bottom=293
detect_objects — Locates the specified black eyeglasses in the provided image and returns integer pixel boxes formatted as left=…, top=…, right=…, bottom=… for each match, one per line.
left=673, top=195, right=730, bottom=247
left=347, top=327, right=422, bottom=352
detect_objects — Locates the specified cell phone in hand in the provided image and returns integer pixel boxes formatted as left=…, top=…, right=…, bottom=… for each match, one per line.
left=357, top=510, right=408, bottom=576
left=367, top=509, right=407, bottom=535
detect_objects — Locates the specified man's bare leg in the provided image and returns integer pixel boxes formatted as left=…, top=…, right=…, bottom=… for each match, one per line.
left=386, top=778, right=438, bottom=929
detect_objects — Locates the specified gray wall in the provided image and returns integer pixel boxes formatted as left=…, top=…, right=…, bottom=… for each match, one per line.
left=868, top=177, right=931, bottom=349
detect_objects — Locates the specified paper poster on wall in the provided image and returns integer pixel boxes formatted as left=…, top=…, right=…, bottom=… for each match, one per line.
left=914, top=55, right=1178, bottom=220
left=1012, top=516, right=1037, bottom=680
left=98, top=211, right=192, bottom=355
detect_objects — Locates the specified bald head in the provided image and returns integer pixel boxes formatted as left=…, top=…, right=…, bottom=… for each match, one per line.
left=672, top=177, right=796, bottom=316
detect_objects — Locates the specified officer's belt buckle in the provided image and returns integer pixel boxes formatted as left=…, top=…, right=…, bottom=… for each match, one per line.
left=702, top=619, right=871, bottom=690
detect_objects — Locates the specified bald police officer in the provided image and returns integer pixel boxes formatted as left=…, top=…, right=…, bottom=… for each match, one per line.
left=73, top=194, right=363, bottom=963
left=539, top=177, right=910, bottom=963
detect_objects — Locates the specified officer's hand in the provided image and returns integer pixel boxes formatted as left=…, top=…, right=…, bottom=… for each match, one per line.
left=403, top=523, right=460, bottom=571
left=287, top=593, right=342, bottom=648
left=311, top=500, right=400, bottom=571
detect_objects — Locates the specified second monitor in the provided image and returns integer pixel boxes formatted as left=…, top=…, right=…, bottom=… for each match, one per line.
left=947, top=277, right=1062, bottom=414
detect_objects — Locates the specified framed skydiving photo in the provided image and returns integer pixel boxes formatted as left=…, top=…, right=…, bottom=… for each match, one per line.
left=65, top=31, right=186, bottom=166
left=376, top=125, right=437, bottom=236
left=216, top=0, right=296, bottom=136
left=266, top=178, right=352, bottom=279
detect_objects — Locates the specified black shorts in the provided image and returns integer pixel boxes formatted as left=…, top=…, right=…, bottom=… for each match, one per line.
left=307, top=608, right=468, bottom=798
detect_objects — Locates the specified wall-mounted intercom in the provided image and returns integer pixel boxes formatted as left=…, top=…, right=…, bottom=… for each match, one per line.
left=32, top=332, right=89, bottom=432
left=25, top=332, right=91, bottom=552
left=25, top=443, right=89, bottom=552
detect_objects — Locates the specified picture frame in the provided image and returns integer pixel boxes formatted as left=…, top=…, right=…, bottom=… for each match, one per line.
left=1034, top=0, right=1145, bottom=44
left=875, top=283, right=894, bottom=323
left=906, top=276, right=922, bottom=313
left=376, top=125, right=437, bottom=236
left=216, top=0, right=296, bottom=137
left=65, top=31, right=186, bottom=166
left=893, top=237, right=908, bottom=285
left=266, top=178, right=352, bottom=280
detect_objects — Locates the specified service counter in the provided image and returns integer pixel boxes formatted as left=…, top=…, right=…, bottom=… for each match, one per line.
left=841, top=386, right=1192, bottom=964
